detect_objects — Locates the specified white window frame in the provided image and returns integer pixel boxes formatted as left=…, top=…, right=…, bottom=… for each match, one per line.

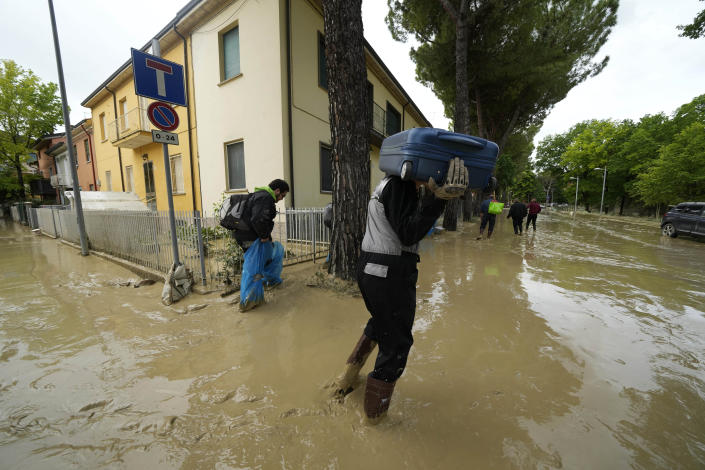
left=169, top=154, right=185, bottom=194
left=125, top=165, right=134, bottom=193
left=225, top=140, right=246, bottom=191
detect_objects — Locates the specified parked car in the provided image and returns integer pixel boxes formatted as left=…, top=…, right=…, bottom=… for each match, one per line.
left=661, top=202, right=705, bottom=238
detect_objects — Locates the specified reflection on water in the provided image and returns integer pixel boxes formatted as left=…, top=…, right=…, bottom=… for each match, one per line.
left=0, top=213, right=704, bottom=469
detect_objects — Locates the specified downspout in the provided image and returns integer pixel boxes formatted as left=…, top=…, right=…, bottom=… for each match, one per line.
left=79, top=122, right=97, bottom=190
left=174, top=25, right=198, bottom=211
left=286, top=0, right=295, bottom=208
left=105, top=85, right=125, bottom=191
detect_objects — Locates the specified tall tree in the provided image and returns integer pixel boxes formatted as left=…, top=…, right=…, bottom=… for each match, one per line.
left=322, top=0, right=370, bottom=280
left=387, top=0, right=617, bottom=225
left=0, top=60, right=62, bottom=201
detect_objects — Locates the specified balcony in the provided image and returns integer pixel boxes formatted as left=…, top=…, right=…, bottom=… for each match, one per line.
left=50, top=173, right=71, bottom=187
left=107, top=106, right=155, bottom=149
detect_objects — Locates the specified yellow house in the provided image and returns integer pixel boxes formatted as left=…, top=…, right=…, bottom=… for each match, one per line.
left=81, top=0, right=432, bottom=214
left=191, top=0, right=432, bottom=212
left=81, top=11, right=204, bottom=212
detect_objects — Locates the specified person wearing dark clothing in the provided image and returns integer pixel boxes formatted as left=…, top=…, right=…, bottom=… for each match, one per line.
left=507, top=199, right=528, bottom=235
left=334, top=158, right=468, bottom=422
left=526, top=198, right=542, bottom=231
left=477, top=194, right=498, bottom=239
left=233, top=179, right=289, bottom=252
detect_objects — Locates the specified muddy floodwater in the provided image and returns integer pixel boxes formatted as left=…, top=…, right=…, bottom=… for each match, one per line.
left=1, top=212, right=704, bottom=469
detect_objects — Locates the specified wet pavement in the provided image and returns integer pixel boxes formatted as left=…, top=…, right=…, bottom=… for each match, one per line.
left=0, top=212, right=704, bottom=469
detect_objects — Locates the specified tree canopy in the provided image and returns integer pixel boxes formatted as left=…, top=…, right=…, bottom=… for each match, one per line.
left=678, top=1, right=705, bottom=38
left=0, top=59, right=63, bottom=200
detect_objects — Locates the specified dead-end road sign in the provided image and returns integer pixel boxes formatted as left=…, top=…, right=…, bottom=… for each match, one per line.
left=131, top=48, right=186, bottom=107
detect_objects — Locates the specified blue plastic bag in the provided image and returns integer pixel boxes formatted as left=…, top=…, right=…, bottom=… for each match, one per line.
left=240, top=239, right=284, bottom=310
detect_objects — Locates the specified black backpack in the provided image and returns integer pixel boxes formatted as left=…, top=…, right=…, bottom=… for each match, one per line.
left=219, top=193, right=251, bottom=230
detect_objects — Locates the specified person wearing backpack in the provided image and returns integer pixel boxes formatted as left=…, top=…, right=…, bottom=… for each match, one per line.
left=232, top=179, right=289, bottom=252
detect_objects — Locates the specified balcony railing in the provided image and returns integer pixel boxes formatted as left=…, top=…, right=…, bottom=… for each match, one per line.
left=107, top=107, right=154, bottom=148
left=50, top=173, right=70, bottom=187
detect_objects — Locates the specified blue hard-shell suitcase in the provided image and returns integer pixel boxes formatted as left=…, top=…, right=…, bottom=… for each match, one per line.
left=379, top=128, right=499, bottom=189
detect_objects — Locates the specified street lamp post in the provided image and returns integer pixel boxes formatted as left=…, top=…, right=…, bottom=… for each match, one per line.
left=594, top=166, right=607, bottom=215
left=570, top=176, right=579, bottom=214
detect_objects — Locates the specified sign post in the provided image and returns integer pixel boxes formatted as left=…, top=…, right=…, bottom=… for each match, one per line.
left=132, top=42, right=187, bottom=268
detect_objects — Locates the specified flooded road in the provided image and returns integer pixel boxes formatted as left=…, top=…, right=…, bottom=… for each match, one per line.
left=1, top=212, right=704, bottom=469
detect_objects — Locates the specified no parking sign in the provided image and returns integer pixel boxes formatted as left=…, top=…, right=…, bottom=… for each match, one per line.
left=147, top=101, right=179, bottom=131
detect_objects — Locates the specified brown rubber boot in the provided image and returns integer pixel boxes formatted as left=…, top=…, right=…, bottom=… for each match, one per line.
left=334, top=334, right=377, bottom=397
left=364, top=375, right=396, bottom=423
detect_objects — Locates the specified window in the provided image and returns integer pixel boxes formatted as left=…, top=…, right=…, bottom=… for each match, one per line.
left=170, top=154, right=184, bottom=194
left=105, top=170, right=112, bottom=191
left=125, top=165, right=134, bottom=193
left=84, top=139, right=90, bottom=162
left=99, top=113, right=106, bottom=140
left=220, top=25, right=241, bottom=81
left=89, top=184, right=94, bottom=191
left=320, top=144, right=332, bottom=193
left=225, top=141, right=246, bottom=190
left=386, top=102, right=401, bottom=136
left=318, top=31, right=327, bottom=90
left=119, top=97, right=128, bottom=130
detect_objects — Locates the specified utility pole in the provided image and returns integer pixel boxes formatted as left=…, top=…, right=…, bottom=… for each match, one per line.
left=48, top=0, right=88, bottom=255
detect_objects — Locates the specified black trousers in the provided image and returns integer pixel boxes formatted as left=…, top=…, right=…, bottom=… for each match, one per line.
left=357, top=251, right=418, bottom=382
left=526, top=214, right=538, bottom=230
left=511, top=216, right=524, bottom=234
left=480, top=213, right=496, bottom=233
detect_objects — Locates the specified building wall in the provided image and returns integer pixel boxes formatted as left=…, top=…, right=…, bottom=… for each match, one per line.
left=73, top=123, right=98, bottom=191
left=191, top=0, right=287, bottom=215
left=287, top=0, right=430, bottom=207
left=87, top=45, right=196, bottom=211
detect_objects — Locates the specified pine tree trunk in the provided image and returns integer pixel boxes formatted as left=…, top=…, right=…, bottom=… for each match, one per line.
left=442, top=5, right=469, bottom=231
left=14, top=156, right=26, bottom=201
left=322, top=0, right=370, bottom=281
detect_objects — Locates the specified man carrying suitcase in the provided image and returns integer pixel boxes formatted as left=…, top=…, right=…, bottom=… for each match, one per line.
left=333, top=158, right=468, bottom=423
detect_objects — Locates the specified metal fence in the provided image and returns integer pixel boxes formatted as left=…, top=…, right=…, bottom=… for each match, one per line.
left=29, top=206, right=329, bottom=288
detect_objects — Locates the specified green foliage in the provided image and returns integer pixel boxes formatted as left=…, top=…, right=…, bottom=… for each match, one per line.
left=387, top=0, right=618, bottom=152
left=534, top=93, right=705, bottom=213
left=678, top=1, right=705, bottom=38
left=511, top=170, right=544, bottom=201
left=0, top=60, right=63, bottom=200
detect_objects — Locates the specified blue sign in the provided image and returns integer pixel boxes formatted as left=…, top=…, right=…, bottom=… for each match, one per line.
left=131, top=48, right=187, bottom=107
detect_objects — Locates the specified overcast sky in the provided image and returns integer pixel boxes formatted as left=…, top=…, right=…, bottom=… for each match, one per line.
left=1, top=0, right=703, bottom=151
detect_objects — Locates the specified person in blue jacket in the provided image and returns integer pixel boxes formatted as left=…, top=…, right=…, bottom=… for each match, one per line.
left=476, top=193, right=498, bottom=239
left=333, top=158, right=468, bottom=422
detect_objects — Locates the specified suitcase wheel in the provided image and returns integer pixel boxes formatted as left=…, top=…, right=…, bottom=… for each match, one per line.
left=400, top=161, right=413, bottom=181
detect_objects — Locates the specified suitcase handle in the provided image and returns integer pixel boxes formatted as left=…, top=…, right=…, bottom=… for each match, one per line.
left=438, top=132, right=484, bottom=148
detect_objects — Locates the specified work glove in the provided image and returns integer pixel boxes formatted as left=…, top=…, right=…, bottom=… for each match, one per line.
left=427, top=157, right=469, bottom=199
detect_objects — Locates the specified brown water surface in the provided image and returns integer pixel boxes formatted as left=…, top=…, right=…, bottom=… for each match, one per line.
left=1, top=213, right=704, bottom=469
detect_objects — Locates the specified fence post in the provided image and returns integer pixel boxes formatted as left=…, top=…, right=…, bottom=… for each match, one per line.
left=194, top=210, right=207, bottom=286
left=312, top=210, right=316, bottom=263
left=51, top=207, right=58, bottom=238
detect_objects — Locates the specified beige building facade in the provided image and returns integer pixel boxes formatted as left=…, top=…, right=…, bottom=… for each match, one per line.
left=191, top=0, right=432, bottom=212
left=82, top=0, right=432, bottom=214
